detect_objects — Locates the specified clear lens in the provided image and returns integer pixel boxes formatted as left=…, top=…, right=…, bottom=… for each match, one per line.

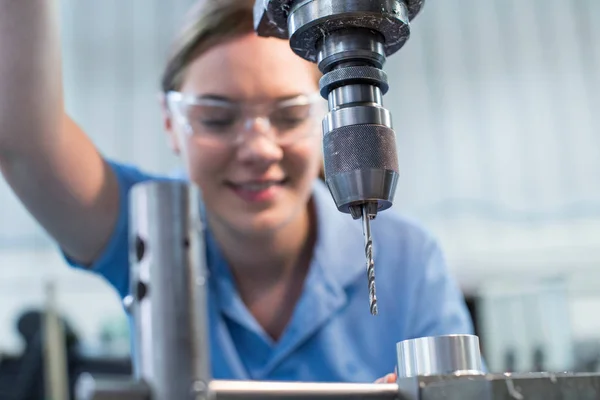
left=270, top=104, right=312, bottom=131
left=168, top=92, right=322, bottom=145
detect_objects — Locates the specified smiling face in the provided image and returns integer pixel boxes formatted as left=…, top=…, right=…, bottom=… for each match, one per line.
left=164, top=33, right=324, bottom=237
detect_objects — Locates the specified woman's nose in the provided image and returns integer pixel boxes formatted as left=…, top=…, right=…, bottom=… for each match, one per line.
left=243, top=116, right=271, bottom=133
left=236, top=117, right=284, bottom=164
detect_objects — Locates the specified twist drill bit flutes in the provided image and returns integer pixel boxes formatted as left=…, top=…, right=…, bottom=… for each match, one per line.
left=361, top=205, right=378, bottom=315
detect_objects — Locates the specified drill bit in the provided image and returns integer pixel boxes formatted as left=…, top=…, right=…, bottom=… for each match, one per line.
left=361, top=204, right=378, bottom=315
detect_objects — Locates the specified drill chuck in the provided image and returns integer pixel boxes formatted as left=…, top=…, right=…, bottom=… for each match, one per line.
left=254, top=0, right=425, bottom=314
left=318, top=28, right=399, bottom=217
left=254, top=0, right=423, bottom=218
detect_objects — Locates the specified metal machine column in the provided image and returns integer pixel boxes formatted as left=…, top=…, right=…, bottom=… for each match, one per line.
left=76, top=181, right=212, bottom=400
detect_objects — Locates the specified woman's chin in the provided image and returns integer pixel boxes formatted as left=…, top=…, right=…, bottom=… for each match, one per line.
left=235, top=214, right=288, bottom=236
left=208, top=189, right=310, bottom=237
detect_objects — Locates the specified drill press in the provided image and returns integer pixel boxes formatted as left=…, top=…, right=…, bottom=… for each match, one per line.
left=74, top=2, right=600, bottom=398
left=254, top=0, right=424, bottom=315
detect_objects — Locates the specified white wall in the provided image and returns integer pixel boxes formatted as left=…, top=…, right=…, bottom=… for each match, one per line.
left=384, top=0, right=600, bottom=292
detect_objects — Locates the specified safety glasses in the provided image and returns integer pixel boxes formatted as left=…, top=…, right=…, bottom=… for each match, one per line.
left=166, top=91, right=323, bottom=146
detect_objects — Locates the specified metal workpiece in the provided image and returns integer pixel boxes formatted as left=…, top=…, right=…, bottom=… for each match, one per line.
left=395, top=336, right=600, bottom=399
left=397, top=372, right=600, bottom=400
left=396, top=335, right=485, bottom=379
left=128, top=181, right=211, bottom=399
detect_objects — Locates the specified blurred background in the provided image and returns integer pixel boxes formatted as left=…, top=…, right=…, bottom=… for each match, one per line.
left=1, top=0, right=599, bottom=397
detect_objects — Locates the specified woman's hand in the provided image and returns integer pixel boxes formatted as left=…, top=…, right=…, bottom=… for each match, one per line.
left=374, top=372, right=397, bottom=383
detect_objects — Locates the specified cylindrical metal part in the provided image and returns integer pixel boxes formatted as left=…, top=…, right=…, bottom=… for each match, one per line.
left=322, top=124, right=399, bottom=214
left=328, top=85, right=384, bottom=109
left=209, top=380, right=402, bottom=400
left=396, top=335, right=485, bottom=378
left=43, top=281, right=70, bottom=400
left=129, top=181, right=211, bottom=399
left=75, top=373, right=151, bottom=400
left=317, top=29, right=386, bottom=72
left=323, top=106, right=393, bottom=134
left=253, top=0, right=425, bottom=47
left=320, top=66, right=389, bottom=99
left=286, top=0, right=412, bottom=63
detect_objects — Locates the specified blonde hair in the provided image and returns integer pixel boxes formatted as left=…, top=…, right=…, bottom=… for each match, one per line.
left=161, top=0, right=257, bottom=93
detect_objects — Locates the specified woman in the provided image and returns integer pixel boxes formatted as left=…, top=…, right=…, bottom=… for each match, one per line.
left=0, top=0, right=473, bottom=383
